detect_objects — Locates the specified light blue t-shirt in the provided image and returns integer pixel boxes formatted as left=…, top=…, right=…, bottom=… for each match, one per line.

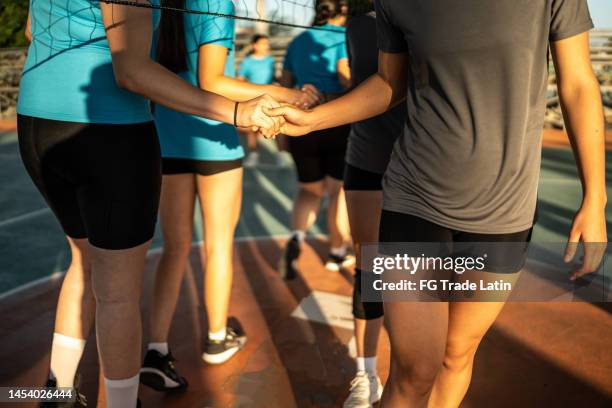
left=283, top=24, right=348, bottom=94
left=154, top=0, right=243, bottom=161
left=238, top=55, right=275, bottom=85
left=17, top=0, right=159, bottom=124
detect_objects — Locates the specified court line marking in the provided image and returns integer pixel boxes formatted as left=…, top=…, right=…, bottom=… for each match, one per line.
left=0, top=208, right=51, bottom=229
left=0, top=271, right=64, bottom=302
left=0, top=233, right=327, bottom=301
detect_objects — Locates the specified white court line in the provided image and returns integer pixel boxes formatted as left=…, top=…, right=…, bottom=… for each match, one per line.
left=0, top=271, right=64, bottom=302
left=0, top=233, right=327, bottom=301
left=0, top=207, right=51, bottom=229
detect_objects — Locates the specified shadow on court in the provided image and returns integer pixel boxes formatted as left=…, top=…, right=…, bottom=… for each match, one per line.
left=0, top=237, right=611, bottom=407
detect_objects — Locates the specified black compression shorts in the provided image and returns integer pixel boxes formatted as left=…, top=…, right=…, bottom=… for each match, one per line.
left=162, top=157, right=242, bottom=176
left=18, top=115, right=161, bottom=250
left=344, top=163, right=384, bottom=191
left=288, top=125, right=350, bottom=183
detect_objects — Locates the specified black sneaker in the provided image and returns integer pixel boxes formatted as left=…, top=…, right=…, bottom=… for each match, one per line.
left=324, top=251, right=356, bottom=272
left=140, top=350, right=188, bottom=392
left=40, top=376, right=87, bottom=407
left=279, top=235, right=301, bottom=280
left=202, top=321, right=247, bottom=365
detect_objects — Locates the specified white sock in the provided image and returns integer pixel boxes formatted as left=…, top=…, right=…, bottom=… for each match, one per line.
left=148, top=342, right=168, bottom=356
left=104, top=374, right=139, bottom=408
left=49, top=333, right=87, bottom=388
left=292, top=230, right=305, bottom=243
left=209, top=327, right=227, bottom=341
left=356, top=357, right=366, bottom=373
left=330, top=245, right=347, bottom=257
left=364, top=356, right=377, bottom=376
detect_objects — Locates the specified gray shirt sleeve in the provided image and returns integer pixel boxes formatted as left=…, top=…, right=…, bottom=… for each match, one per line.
left=549, top=0, right=593, bottom=42
left=374, top=0, right=408, bottom=53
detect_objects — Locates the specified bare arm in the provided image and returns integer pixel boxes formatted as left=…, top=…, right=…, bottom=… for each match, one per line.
left=336, top=58, right=351, bottom=90
left=100, top=0, right=279, bottom=131
left=267, top=51, right=408, bottom=135
left=25, top=11, right=32, bottom=43
left=551, top=32, right=607, bottom=276
left=198, top=44, right=321, bottom=107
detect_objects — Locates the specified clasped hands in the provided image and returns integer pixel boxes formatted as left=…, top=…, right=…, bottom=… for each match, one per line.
left=235, top=84, right=321, bottom=138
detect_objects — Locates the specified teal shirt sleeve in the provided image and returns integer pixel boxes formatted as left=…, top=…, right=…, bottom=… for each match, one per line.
left=192, top=0, right=235, bottom=49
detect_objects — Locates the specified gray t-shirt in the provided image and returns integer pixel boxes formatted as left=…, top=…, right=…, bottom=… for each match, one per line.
left=376, top=0, right=593, bottom=233
left=345, top=12, right=406, bottom=174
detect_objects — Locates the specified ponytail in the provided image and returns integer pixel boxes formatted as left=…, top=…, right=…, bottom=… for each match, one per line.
left=156, top=0, right=188, bottom=73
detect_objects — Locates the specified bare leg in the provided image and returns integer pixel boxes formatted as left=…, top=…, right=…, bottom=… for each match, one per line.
left=381, top=302, right=448, bottom=408
left=54, top=237, right=96, bottom=340
left=291, top=181, right=324, bottom=232
left=246, top=130, right=258, bottom=153
left=50, top=237, right=95, bottom=387
left=428, top=278, right=514, bottom=408
left=325, top=177, right=351, bottom=248
left=149, top=174, right=196, bottom=343
left=91, top=241, right=150, bottom=380
left=345, top=190, right=384, bottom=359
left=196, top=167, right=243, bottom=333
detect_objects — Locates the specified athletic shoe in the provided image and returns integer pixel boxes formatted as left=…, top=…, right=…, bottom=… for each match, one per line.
left=40, top=376, right=87, bottom=407
left=342, top=371, right=383, bottom=408
left=140, top=350, right=188, bottom=392
left=279, top=235, right=301, bottom=280
left=243, top=152, right=259, bottom=167
left=325, top=251, right=356, bottom=272
left=202, top=323, right=247, bottom=365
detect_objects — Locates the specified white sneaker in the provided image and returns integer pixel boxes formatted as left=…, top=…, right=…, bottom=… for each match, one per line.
left=343, top=371, right=383, bottom=408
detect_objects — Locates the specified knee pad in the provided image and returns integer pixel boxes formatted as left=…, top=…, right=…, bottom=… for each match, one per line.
left=353, top=268, right=384, bottom=320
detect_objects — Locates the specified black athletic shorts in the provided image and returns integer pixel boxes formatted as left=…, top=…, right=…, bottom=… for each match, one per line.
left=162, top=157, right=242, bottom=176
left=288, top=124, right=350, bottom=183
left=378, top=210, right=533, bottom=273
left=18, top=115, right=161, bottom=250
left=344, top=163, right=384, bottom=191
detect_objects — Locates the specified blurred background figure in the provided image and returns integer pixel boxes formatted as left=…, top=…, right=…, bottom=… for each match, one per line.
left=279, top=0, right=353, bottom=279
left=239, top=34, right=291, bottom=167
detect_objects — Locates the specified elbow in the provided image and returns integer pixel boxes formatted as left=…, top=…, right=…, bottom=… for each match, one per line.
left=557, top=75, right=600, bottom=102
left=113, top=66, right=139, bottom=93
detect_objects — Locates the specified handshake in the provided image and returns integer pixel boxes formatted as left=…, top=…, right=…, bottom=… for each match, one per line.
left=235, top=84, right=323, bottom=138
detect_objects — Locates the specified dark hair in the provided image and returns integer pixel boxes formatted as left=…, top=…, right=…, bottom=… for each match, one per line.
left=156, top=0, right=187, bottom=73
left=314, top=0, right=347, bottom=26
left=251, top=34, right=269, bottom=44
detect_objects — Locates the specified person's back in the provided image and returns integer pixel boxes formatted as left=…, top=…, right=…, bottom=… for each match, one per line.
left=154, top=0, right=242, bottom=161
left=18, top=0, right=158, bottom=124
left=284, top=24, right=347, bottom=94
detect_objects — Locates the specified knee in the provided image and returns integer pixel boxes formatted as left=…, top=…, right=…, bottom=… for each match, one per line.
left=443, top=339, right=480, bottom=373
left=162, top=238, right=192, bottom=259
left=393, top=358, right=439, bottom=396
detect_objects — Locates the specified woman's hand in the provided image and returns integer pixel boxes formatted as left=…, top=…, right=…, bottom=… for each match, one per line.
left=564, top=200, right=608, bottom=280
left=285, top=84, right=324, bottom=109
left=236, top=94, right=285, bottom=138
left=263, top=104, right=317, bottom=136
